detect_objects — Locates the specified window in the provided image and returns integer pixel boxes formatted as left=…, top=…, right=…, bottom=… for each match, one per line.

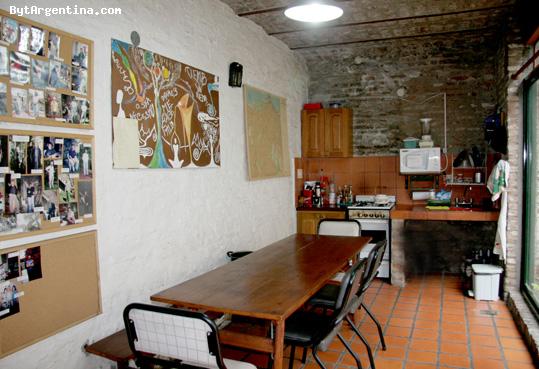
left=523, top=67, right=539, bottom=318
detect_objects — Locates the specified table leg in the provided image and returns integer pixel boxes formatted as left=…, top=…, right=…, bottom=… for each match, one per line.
left=273, top=320, right=285, bottom=369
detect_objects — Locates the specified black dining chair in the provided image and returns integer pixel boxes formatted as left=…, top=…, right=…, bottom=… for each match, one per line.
left=307, top=240, right=388, bottom=369
left=284, top=258, right=368, bottom=369
left=123, top=302, right=258, bottom=369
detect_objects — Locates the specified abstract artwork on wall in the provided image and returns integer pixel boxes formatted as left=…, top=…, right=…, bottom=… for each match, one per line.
left=243, top=85, right=290, bottom=180
left=111, top=39, right=220, bottom=169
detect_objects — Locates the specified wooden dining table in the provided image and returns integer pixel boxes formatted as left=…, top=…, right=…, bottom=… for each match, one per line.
left=150, top=233, right=371, bottom=369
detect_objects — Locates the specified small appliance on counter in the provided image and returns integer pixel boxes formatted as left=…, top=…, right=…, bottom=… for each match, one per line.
left=418, top=118, right=434, bottom=148
left=400, top=147, right=441, bottom=174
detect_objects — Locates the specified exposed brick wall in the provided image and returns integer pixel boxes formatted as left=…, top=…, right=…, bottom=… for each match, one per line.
left=504, top=42, right=532, bottom=291
left=501, top=22, right=538, bottom=360
left=304, top=32, right=500, bottom=155
left=495, top=31, right=508, bottom=111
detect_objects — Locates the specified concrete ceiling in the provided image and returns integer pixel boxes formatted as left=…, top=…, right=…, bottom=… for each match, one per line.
left=220, top=0, right=515, bottom=52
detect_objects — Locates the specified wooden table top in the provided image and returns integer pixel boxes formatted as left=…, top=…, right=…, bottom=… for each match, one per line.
left=151, top=234, right=370, bottom=321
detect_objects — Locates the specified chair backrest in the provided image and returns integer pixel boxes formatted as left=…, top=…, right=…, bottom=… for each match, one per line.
left=123, top=303, right=227, bottom=369
left=318, top=219, right=361, bottom=237
left=360, top=240, right=387, bottom=293
left=333, top=258, right=367, bottom=319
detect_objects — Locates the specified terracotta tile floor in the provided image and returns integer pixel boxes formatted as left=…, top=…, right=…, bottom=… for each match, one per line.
left=279, top=274, right=537, bottom=369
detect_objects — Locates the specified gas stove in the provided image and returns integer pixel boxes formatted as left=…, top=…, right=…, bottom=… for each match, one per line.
left=347, top=195, right=394, bottom=279
left=347, top=195, right=396, bottom=219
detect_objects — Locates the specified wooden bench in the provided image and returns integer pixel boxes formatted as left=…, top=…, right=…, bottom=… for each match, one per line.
left=84, top=329, right=133, bottom=369
left=85, top=327, right=271, bottom=369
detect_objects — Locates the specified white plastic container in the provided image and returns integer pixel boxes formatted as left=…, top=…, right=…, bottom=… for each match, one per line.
left=472, top=264, right=503, bottom=301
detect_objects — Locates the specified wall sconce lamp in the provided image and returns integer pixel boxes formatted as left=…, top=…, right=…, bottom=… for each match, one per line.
left=229, top=62, right=243, bottom=87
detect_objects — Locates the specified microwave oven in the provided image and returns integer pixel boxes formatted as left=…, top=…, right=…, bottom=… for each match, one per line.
left=399, top=147, right=441, bottom=174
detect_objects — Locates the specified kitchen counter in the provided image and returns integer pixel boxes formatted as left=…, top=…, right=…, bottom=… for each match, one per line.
left=390, top=204, right=499, bottom=222
left=296, top=205, right=348, bottom=212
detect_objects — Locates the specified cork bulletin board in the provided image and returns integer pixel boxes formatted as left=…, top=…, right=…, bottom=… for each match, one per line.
left=0, top=9, right=93, bottom=129
left=0, top=129, right=96, bottom=241
left=0, top=231, right=101, bottom=358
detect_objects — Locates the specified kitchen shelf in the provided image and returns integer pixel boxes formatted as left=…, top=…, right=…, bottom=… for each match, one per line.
left=448, top=165, right=487, bottom=186
left=452, top=166, right=486, bottom=169
left=446, top=182, right=485, bottom=186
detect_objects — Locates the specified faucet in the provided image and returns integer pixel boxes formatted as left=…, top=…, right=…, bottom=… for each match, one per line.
left=464, top=186, right=472, bottom=200
left=455, top=186, right=474, bottom=208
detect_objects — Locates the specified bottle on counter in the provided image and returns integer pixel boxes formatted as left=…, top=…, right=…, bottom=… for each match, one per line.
left=328, top=181, right=336, bottom=205
left=336, top=186, right=343, bottom=206
left=319, top=169, right=329, bottom=205
left=314, top=182, right=322, bottom=208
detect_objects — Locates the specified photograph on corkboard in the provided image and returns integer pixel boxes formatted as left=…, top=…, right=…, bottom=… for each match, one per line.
left=19, top=246, right=42, bottom=283
left=0, top=281, right=20, bottom=320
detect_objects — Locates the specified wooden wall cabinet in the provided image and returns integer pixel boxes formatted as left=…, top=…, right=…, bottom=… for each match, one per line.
left=297, top=210, right=346, bottom=235
left=301, top=108, right=352, bottom=158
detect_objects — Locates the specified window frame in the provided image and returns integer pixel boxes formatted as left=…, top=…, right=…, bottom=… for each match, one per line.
left=522, top=66, right=539, bottom=320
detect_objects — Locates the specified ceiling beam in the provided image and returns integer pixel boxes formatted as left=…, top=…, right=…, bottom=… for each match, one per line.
left=237, top=6, right=286, bottom=17
left=290, top=26, right=496, bottom=50
left=269, top=5, right=511, bottom=35
left=236, top=0, right=352, bottom=16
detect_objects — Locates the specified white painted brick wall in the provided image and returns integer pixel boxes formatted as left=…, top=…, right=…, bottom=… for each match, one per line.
left=504, top=42, right=532, bottom=291
left=0, top=1, right=308, bottom=368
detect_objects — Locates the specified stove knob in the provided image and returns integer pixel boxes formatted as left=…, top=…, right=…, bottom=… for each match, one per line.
left=369, top=214, right=374, bottom=218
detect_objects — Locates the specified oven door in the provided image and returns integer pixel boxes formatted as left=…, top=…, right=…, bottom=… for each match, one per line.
left=354, top=218, right=391, bottom=278
left=356, top=218, right=389, bottom=244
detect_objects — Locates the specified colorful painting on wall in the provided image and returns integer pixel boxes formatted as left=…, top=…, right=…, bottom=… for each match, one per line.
left=110, top=39, right=220, bottom=169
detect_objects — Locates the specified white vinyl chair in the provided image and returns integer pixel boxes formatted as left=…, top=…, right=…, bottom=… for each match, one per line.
left=317, top=219, right=362, bottom=282
left=124, top=303, right=257, bottom=369
left=318, top=219, right=361, bottom=237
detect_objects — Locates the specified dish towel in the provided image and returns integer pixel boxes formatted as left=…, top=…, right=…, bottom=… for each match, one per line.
left=487, top=159, right=510, bottom=260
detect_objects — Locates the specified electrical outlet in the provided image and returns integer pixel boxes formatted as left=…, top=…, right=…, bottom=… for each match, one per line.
left=297, top=168, right=303, bottom=179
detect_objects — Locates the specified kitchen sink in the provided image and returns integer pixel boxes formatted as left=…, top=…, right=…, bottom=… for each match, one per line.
left=449, top=207, right=484, bottom=211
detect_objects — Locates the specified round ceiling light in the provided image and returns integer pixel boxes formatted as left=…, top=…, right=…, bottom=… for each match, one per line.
left=284, top=3, right=343, bottom=23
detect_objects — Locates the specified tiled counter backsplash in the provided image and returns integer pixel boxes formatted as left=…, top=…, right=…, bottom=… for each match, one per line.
left=294, top=156, right=494, bottom=206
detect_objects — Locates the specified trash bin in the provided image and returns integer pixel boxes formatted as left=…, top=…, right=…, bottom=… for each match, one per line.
left=471, top=264, right=503, bottom=301
left=226, top=251, right=252, bottom=261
